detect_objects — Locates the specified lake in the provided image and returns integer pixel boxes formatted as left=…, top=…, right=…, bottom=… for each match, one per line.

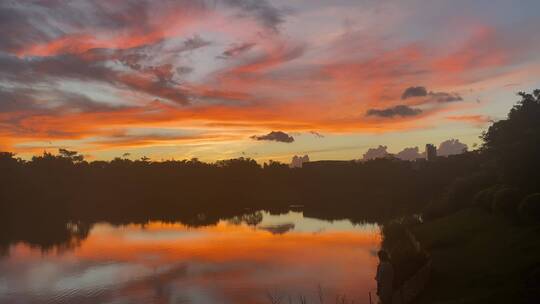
left=0, top=211, right=381, bottom=304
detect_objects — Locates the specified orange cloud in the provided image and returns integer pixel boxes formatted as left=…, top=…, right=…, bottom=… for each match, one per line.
left=433, top=27, right=508, bottom=73
left=446, top=114, right=492, bottom=126
left=15, top=7, right=209, bottom=57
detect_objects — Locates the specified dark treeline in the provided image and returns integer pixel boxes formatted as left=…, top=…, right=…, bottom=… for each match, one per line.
left=0, top=150, right=480, bottom=251
left=1, top=89, right=540, bottom=253
left=0, top=150, right=482, bottom=218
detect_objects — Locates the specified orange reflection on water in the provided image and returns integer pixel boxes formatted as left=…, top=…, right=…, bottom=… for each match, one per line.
left=0, top=213, right=381, bottom=304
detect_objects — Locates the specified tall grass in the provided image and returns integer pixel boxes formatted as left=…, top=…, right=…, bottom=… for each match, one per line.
left=265, top=285, right=366, bottom=304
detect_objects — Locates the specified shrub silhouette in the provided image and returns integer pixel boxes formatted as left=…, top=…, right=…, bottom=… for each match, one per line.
left=422, top=198, right=452, bottom=221
left=381, top=219, right=427, bottom=287
left=482, top=89, right=540, bottom=190
left=473, top=185, right=501, bottom=212
left=423, top=89, right=540, bottom=220
left=492, top=187, right=523, bottom=219
left=519, top=193, right=540, bottom=222
left=423, top=172, right=495, bottom=220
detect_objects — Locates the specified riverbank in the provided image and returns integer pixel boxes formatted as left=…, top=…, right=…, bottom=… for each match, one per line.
left=410, top=208, right=540, bottom=303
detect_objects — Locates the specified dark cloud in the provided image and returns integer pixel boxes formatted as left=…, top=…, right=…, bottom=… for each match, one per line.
left=0, top=87, right=127, bottom=114
left=0, top=88, right=40, bottom=113
left=402, top=85, right=463, bottom=103
left=0, top=86, right=131, bottom=138
left=401, top=86, right=427, bottom=99
left=258, top=223, right=295, bottom=234
left=309, top=131, right=324, bottom=138
left=33, top=54, right=114, bottom=82
left=251, top=131, right=294, bottom=143
left=84, top=35, right=210, bottom=76
left=428, top=91, right=463, bottom=103
left=0, top=52, right=190, bottom=105
left=182, top=35, right=213, bottom=51
left=0, top=1, right=152, bottom=54
left=366, top=105, right=422, bottom=118
left=219, top=42, right=256, bottom=59
left=225, top=43, right=306, bottom=79
left=176, top=66, right=194, bottom=75
left=2, top=45, right=261, bottom=112
left=401, top=86, right=463, bottom=103
left=222, top=0, right=285, bottom=31
left=0, top=52, right=112, bottom=84
left=0, top=0, right=291, bottom=117
left=0, top=4, right=50, bottom=53
left=0, top=0, right=281, bottom=55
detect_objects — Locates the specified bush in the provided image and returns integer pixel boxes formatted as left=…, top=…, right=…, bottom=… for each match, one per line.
left=473, top=185, right=501, bottom=212
left=446, top=173, right=496, bottom=208
left=423, top=172, right=497, bottom=220
left=519, top=193, right=540, bottom=222
left=381, top=220, right=428, bottom=287
left=381, top=221, right=409, bottom=248
left=492, top=187, right=523, bottom=219
left=422, top=198, right=452, bottom=221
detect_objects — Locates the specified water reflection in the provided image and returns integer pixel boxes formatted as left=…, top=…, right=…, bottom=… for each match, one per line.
left=0, top=211, right=380, bottom=304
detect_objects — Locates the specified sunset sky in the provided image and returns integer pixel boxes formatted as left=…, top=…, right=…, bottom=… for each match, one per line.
left=1, top=0, right=540, bottom=162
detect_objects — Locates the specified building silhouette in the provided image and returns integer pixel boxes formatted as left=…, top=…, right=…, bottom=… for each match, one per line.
left=425, top=144, right=437, bottom=161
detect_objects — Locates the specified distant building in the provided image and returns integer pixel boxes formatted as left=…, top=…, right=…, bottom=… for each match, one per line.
left=425, top=144, right=437, bottom=161
left=290, top=155, right=310, bottom=168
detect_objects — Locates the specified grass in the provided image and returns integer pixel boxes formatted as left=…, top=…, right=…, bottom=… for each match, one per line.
left=411, top=208, right=540, bottom=304
left=265, top=285, right=360, bottom=304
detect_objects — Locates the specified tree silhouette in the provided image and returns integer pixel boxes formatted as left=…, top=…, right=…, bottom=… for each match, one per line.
left=482, top=89, right=540, bottom=190
left=58, top=148, right=84, bottom=162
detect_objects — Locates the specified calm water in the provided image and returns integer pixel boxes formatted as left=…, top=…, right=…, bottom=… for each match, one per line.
left=0, top=211, right=380, bottom=304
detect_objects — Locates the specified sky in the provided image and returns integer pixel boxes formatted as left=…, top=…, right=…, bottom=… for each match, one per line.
left=1, top=0, right=540, bottom=163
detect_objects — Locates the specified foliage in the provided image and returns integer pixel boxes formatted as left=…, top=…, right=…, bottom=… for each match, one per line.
left=412, top=208, right=540, bottom=304
left=519, top=193, right=540, bottom=223
left=473, top=185, right=501, bottom=212
left=424, top=89, right=540, bottom=220
left=382, top=218, right=428, bottom=287
left=423, top=172, right=496, bottom=220
left=58, top=148, right=84, bottom=162
left=482, top=89, right=540, bottom=190
left=492, top=187, right=523, bottom=220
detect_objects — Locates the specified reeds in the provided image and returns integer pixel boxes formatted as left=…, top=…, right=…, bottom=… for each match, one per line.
left=265, top=285, right=360, bottom=304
